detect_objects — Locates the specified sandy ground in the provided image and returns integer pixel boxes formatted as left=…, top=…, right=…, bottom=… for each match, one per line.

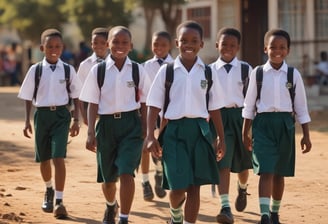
left=0, top=86, right=328, bottom=224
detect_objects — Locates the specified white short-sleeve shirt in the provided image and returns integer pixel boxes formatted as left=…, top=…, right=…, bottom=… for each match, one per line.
left=143, top=54, right=174, bottom=83
left=146, top=56, right=224, bottom=120
left=18, top=58, right=82, bottom=107
left=79, top=56, right=151, bottom=115
left=210, top=57, right=252, bottom=108
left=242, top=61, right=311, bottom=124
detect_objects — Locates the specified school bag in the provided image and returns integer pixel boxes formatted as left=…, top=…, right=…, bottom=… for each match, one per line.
left=255, top=65, right=295, bottom=112
left=241, top=62, right=250, bottom=97
left=158, top=63, right=213, bottom=145
left=96, top=60, right=140, bottom=102
left=33, top=62, right=71, bottom=104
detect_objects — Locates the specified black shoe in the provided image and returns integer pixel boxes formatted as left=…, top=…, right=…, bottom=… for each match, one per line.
left=54, top=202, right=68, bottom=219
left=41, top=187, right=54, bottom=213
left=118, top=219, right=128, bottom=224
left=154, top=174, right=166, bottom=198
left=235, top=184, right=249, bottom=212
left=258, top=215, right=272, bottom=224
left=103, top=202, right=118, bottom=224
left=142, top=181, right=154, bottom=201
left=270, top=212, right=281, bottom=224
left=216, top=207, right=234, bottom=224
left=166, top=219, right=182, bottom=224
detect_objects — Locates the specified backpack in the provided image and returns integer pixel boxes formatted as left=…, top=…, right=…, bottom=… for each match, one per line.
left=33, top=62, right=71, bottom=104
left=96, top=61, right=140, bottom=102
left=162, top=63, right=213, bottom=116
left=256, top=65, right=295, bottom=112
left=241, top=62, right=250, bottom=97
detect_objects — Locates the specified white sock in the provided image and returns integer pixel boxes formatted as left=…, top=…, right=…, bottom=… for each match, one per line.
left=142, top=174, right=149, bottom=183
left=183, top=221, right=194, bottom=224
left=45, top=180, right=52, bottom=188
left=55, top=191, right=63, bottom=200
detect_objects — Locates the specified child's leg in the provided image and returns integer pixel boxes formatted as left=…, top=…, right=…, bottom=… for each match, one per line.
left=271, top=175, right=284, bottom=213
left=40, top=159, right=52, bottom=183
left=184, top=185, right=200, bottom=223
left=140, top=150, right=154, bottom=201
left=218, top=168, right=231, bottom=207
left=102, top=182, right=117, bottom=204
left=169, top=189, right=186, bottom=223
left=119, top=174, right=135, bottom=220
left=52, top=158, right=66, bottom=192
left=259, top=173, right=273, bottom=217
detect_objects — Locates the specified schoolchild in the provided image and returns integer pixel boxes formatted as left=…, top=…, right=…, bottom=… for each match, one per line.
left=141, top=31, right=174, bottom=201
left=144, top=20, right=226, bottom=224
left=18, top=28, right=82, bottom=219
left=210, top=27, right=253, bottom=224
left=79, top=26, right=150, bottom=224
left=77, top=27, right=110, bottom=125
left=242, top=28, right=312, bottom=224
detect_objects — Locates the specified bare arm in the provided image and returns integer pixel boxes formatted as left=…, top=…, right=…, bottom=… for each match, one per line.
left=23, top=100, right=33, bottom=138
left=86, top=103, right=98, bottom=153
left=143, top=106, right=161, bottom=158
left=242, top=118, right=253, bottom=151
left=209, top=109, right=225, bottom=161
left=300, top=122, right=311, bottom=154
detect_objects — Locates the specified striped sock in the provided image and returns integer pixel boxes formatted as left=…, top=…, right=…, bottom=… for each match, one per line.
left=220, top=194, right=230, bottom=208
left=170, top=206, right=183, bottom=222
left=271, top=199, right=281, bottom=213
left=259, top=197, right=270, bottom=217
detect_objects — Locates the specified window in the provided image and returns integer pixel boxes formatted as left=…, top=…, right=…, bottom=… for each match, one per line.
left=278, top=0, right=306, bottom=40
left=187, top=7, right=211, bottom=38
left=315, top=0, right=328, bottom=39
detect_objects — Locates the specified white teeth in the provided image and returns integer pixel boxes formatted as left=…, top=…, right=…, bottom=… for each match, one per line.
left=117, top=51, right=124, bottom=54
left=51, top=54, right=57, bottom=56
left=186, top=50, right=193, bottom=53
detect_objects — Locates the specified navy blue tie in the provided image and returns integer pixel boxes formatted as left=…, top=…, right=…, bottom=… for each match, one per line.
left=96, top=58, right=103, bottom=63
left=50, top=64, right=56, bottom=71
left=157, top=58, right=164, bottom=66
left=224, top=64, right=232, bottom=73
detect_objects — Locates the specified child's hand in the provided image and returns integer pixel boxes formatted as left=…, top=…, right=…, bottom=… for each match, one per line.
left=301, top=136, right=312, bottom=154
left=86, top=134, right=97, bottom=153
left=70, top=121, right=80, bottom=137
left=23, top=122, right=32, bottom=138
left=215, top=138, right=225, bottom=161
left=143, top=135, right=162, bottom=159
left=243, top=134, right=252, bottom=151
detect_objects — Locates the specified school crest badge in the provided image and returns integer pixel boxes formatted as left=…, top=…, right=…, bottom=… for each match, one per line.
left=201, top=80, right=208, bottom=89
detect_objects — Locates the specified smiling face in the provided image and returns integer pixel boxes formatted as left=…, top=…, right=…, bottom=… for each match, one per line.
left=176, top=27, right=204, bottom=63
left=91, top=34, right=108, bottom=59
left=264, top=35, right=290, bottom=69
left=152, top=35, right=171, bottom=59
left=40, top=36, right=63, bottom=64
left=108, top=29, right=133, bottom=62
left=217, top=34, right=240, bottom=63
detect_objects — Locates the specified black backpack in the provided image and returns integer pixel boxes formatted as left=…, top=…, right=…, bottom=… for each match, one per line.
left=256, top=65, right=295, bottom=111
left=241, top=62, right=250, bottom=97
left=162, top=63, right=213, bottom=116
left=33, top=62, right=71, bottom=103
left=96, top=61, right=140, bottom=102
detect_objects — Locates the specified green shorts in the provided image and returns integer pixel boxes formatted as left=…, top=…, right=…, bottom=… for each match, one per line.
left=217, top=108, right=252, bottom=172
left=161, top=118, right=219, bottom=190
left=252, top=112, right=295, bottom=176
left=34, top=106, right=71, bottom=162
left=96, top=110, right=143, bottom=183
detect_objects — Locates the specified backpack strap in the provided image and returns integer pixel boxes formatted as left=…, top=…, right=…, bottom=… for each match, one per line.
left=256, top=65, right=264, bottom=101
left=132, top=62, right=140, bottom=102
left=163, top=63, right=174, bottom=116
left=97, top=61, right=140, bottom=102
left=63, top=63, right=71, bottom=95
left=33, top=62, right=43, bottom=100
left=241, top=63, right=249, bottom=97
left=204, top=65, right=212, bottom=110
left=97, top=61, right=106, bottom=89
left=287, top=66, right=295, bottom=113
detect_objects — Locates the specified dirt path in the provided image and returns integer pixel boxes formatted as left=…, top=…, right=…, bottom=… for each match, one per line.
left=1, top=86, right=328, bottom=224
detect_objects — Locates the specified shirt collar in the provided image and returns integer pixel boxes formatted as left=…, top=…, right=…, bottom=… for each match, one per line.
left=263, top=60, right=288, bottom=73
left=215, top=57, right=238, bottom=70
left=174, top=56, right=205, bottom=70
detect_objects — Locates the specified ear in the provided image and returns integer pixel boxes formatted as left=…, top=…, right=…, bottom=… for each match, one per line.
left=40, top=45, right=44, bottom=52
left=200, top=40, right=204, bottom=48
left=175, top=39, right=179, bottom=48
left=215, top=42, right=219, bottom=49
left=264, top=46, right=268, bottom=54
left=130, top=42, right=133, bottom=52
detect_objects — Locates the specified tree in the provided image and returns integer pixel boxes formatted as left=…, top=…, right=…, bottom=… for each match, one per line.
left=63, top=0, right=132, bottom=42
left=0, top=0, right=68, bottom=43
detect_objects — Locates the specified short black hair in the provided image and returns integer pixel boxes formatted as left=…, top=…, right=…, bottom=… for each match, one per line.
left=216, top=27, right=241, bottom=44
left=92, top=27, right=109, bottom=39
left=264, top=28, right=291, bottom=48
left=153, top=31, right=172, bottom=43
left=40, top=28, right=62, bottom=44
left=176, top=20, right=203, bottom=40
left=108, top=26, right=131, bottom=40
